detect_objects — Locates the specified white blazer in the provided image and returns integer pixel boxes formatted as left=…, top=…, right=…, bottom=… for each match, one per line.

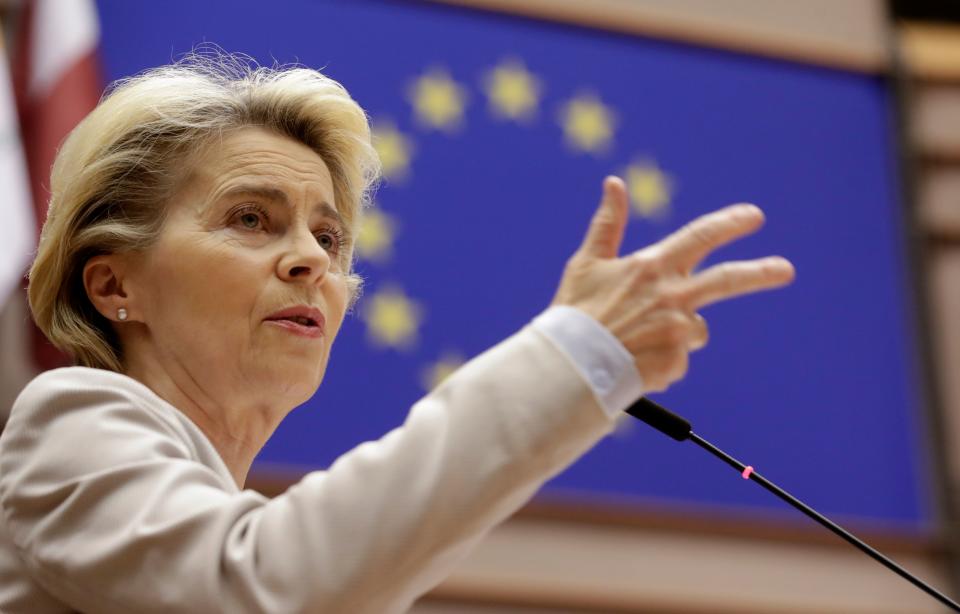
left=0, top=311, right=633, bottom=613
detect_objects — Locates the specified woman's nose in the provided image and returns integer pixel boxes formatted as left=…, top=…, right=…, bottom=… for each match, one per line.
left=277, top=228, right=331, bottom=285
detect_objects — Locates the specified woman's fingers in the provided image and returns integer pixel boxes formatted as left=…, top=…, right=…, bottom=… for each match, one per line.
left=633, top=345, right=690, bottom=393
left=619, top=310, right=709, bottom=354
left=689, top=313, right=709, bottom=351
left=682, top=256, right=795, bottom=311
left=626, top=313, right=707, bottom=392
left=554, top=193, right=793, bottom=395
left=577, top=176, right=629, bottom=260
left=653, top=203, right=766, bottom=273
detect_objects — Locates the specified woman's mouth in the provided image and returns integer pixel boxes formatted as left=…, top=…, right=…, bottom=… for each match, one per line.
left=265, top=318, right=324, bottom=338
left=264, top=306, right=326, bottom=338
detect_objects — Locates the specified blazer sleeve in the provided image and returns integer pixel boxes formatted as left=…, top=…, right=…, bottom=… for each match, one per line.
left=0, top=323, right=616, bottom=613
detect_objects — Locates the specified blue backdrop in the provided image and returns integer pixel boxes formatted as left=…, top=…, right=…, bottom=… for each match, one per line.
left=96, top=0, right=930, bottom=530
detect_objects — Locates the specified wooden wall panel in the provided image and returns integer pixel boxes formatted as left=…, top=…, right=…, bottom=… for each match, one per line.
left=427, top=0, right=889, bottom=72
left=901, top=23, right=960, bottom=83
left=918, top=168, right=960, bottom=238
left=927, top=250, right=960, bottom=490
left=410, top=515, right=950, bottom=613
left=912, top=85, right=960, bottom=162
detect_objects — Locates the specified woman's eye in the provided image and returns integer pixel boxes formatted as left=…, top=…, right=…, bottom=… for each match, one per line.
left=232, top=205, right=269, bottom=231
left=315, top=227, right=345, bottom=254
left=317, top=233, right=334, bottom=250
left=239, top=212, right=262, bottom=229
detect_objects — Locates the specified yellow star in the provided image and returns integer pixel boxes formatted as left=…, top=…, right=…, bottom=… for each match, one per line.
left=371, top=121, right=414, bottom=182
left=408, top=68, right=468, bottom=132
left=482, top=58, right=541, bottom=122
left=420, top=352, right=465, bottom=392
left=361, top=285, right=423, bottom=350
left=623, top=159, right=674, bottom=219
left=558, top=93, right=617, bottom=154
left=355, top=206, right=398, bottom=264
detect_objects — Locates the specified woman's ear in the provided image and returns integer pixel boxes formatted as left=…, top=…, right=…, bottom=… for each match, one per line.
left=83, top=255, right=134, bottom=322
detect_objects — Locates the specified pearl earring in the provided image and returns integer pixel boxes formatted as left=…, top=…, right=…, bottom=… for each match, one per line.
left=117, top=308, right=128, bottom=321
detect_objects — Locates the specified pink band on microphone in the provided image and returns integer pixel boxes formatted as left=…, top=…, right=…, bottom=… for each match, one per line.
left=741, top=466, right=754, bottom=480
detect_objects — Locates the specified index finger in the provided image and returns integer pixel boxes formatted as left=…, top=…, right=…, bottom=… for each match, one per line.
left=654, top=204, right=766, bottom=272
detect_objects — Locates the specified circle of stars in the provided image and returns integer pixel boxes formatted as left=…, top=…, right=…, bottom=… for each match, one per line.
left=356, top=55, right=680, bottom=391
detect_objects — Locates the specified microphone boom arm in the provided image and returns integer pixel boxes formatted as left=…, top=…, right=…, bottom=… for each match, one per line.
left=626, top=397, right=960, bottom=612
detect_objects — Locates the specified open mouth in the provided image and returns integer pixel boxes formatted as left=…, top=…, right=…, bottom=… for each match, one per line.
left=266, top=317, right=324, bottom=338
left=280, top=315, right=318, bottom=327
left=265, top=307, right=326, bottom=338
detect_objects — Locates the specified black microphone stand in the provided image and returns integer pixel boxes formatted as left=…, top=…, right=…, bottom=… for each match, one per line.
left=625, top=397, right=960, bottom=612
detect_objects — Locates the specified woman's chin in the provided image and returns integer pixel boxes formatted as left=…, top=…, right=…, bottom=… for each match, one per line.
left=257, top=363, right=325, bottom=404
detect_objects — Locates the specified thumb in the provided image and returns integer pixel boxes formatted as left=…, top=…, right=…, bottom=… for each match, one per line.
left=579, top=176, right=628, bottom=259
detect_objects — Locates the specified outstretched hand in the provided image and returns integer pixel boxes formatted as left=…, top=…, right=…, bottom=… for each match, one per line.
left=551, top=176, right=795, bottom=393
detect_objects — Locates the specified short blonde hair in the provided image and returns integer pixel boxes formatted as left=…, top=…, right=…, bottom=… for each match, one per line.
left=28, top=49, right=381, bottom=372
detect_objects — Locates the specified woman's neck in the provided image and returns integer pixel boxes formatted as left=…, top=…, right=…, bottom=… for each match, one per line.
left=122, top=347, right=283, bottom=488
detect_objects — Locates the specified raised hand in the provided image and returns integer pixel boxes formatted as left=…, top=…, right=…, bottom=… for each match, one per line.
left=551, top=176, right=795, bottom=393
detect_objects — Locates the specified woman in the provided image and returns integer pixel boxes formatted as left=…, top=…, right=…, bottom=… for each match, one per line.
left=0, top=52, right=794, bottom=612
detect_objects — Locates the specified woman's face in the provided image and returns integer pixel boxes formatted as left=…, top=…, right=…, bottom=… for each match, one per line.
left=124, top=126, right=350, bottom=409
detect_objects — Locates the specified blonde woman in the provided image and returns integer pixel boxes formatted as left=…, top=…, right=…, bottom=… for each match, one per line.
left=0, top=52, right=794, bottom=613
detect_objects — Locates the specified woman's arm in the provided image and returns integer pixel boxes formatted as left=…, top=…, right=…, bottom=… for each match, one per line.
left=1, top=180, right=794, bottom=613
left=0, top=318, right=621, bottom=614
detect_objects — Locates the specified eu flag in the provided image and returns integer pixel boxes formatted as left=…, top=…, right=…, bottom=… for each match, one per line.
left=97, top=0, right=928, bottom=529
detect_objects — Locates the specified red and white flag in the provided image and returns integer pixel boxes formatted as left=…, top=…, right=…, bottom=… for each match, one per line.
left=0, top=31, right=33, bottom=304
left=15, top=0, right=103, bottom=233
left=1, top=0, right=104, bottom=410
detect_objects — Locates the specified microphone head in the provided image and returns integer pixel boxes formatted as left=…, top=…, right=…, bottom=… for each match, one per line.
left=624, top=398, right=692, bottom=441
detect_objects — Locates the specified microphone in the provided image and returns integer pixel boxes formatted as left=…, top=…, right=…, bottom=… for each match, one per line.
left=625, top=397, right=960, bottom=612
